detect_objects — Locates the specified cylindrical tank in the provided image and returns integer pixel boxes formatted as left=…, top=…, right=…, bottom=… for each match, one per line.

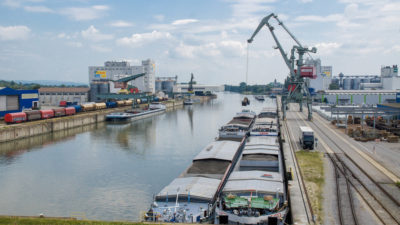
left=25, top=110, right=41, bottom=121
left=64, top=107, right=76, bottom=116
left=106, top=101, right=117, bottom=108
left=99, top=82, right=109, bottom=94
left=125, top=100, right=133, bottom=106
left=81, top=104, right=95, bottom=112
left=352, top=78, right=360, bottom=90
left=116, top=101, right=125, bottom=107
left=361, top=78, right=370, bottom=83
left=343, top=78, right=352, bottom=90
left=40, top=110, right=54, bottom=119
left=155, top=80, right=162, bottom=91
left=94, top=103, right=106, bottom=110
left=73, top=105, right=82, bottom=113
left=162, top=80, right=175, bottom=93
left=53, top=108, right=66, bottom=117
left=4, top=112, right=27, bottom=123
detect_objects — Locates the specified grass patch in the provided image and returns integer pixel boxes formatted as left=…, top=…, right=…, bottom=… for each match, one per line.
left=396, top=181, right=400, bottom=188
left=295, top=150, right=324, bottom=224
left=0, top=216, right=154, bottom=225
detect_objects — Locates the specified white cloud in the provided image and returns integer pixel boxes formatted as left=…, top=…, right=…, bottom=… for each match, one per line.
left=227, top=0, right=276, bottom=18
left=116, top=30, right=172, bottom=47
left=109, top=20, right=134, bottom=27
left=81, top=25, right=113, bottom=42
left=154, top=14, right=165, bottom=22
left=299, top=0, right=312, bottom=2
left=171, top=40, right=246, bottom=59
left=24, top=5, right=54, bottom=13
left=315, top=42, right=342, bottom=55
left=61, top=5, right=109, bottom=21
left=296, top=14, right=342, bottom=22
left=172, top=19, right=198, bottom=26
left=0, top=25, right=31, bottom=41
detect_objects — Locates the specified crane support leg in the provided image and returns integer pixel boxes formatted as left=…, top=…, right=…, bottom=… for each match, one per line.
left=299, top=101, right=303, bottom=112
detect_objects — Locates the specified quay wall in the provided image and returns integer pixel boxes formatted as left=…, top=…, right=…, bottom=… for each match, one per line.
left=0, top=98, right=196, bottom=143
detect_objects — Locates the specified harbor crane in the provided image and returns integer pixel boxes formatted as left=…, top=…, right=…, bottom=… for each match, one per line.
left=188, top=73, right=194, bottom=94
left=248, top=13, right=317, bottom=120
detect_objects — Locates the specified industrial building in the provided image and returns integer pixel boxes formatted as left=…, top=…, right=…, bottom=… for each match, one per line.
left=331, top=65, right=399, bottom=90
left=155, top=76, right=177, bottom=93
left=88, top=59, right=155, bottom=101
left=39, top=87, right=89, bottom=106
left=0, top=87, right=39, bottom=117
left=304, top=58, right=332, bottom=91
left=321, top=90, right=399, bottom=105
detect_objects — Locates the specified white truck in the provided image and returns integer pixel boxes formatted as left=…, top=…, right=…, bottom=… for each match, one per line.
left=299, top=126, right=315, bottom=150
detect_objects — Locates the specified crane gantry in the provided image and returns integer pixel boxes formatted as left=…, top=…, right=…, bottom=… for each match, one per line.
left=247, top=13, right=317, bottom=120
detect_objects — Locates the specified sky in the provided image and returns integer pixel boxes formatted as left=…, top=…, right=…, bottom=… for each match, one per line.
left=0, top=0, right=399, bottom=85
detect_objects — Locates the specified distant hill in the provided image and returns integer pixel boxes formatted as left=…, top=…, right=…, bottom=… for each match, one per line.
left=15, top=80, right=88, bottom=86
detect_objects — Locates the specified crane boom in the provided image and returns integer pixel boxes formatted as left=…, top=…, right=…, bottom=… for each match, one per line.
left=247, top=13, right=317, bottom=121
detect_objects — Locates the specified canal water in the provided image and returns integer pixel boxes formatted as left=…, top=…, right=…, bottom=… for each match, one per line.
left=0, top=93, right=276, bottom=221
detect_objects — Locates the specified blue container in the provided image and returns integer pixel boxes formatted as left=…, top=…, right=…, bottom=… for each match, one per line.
left=106, top=102, right=117, bottom=108
left=153, top=97, right=159, bottom=102
left=73, top=105, right=82, bottom=113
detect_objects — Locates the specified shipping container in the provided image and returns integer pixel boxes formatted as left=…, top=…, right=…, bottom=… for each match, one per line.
left=94, top=103, right=106, bottom=110
left=4, top=112, right=27, bottom=123
left=116, top=101, right=125, bottom=107
left=64, top=107, right=76, bottom=116
left=25, top=110, right=41, bottom=121
left=40, top=110, right=54, bottom=119
left=81, top=104, right=95, bottom=111
left=106, top=101, right=117, bottom=108
left=300, top=66, right=316, bottom=78
left=140, top=98, right=148, bottom=103
left=73, top=105, right=82, bottom=113
left=59, top=101, right=67, bottom=107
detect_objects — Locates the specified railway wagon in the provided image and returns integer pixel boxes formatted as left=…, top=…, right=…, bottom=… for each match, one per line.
left=64, top=107, right=76, bottom=116
left=4, top=112, right=27, bottom=124
left=40, top=110, right=54, bottom=119
left=25, top=110, right=41, bottom=121
left=94, top=103, right=107, bottom=110
left=116, top=101, right=125, bottom=107
left=81, top=104, right=95, bottom=112
left=72, top=105, right=82, bottom=113
left=124, top=100, right=133, bottom=106
left=53, top=108, right=66, bottom=117
left=106, top=102, right=117, bottom=108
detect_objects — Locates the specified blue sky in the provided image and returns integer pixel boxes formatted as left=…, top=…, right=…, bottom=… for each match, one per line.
left=0, top=0, right=399, bottom=85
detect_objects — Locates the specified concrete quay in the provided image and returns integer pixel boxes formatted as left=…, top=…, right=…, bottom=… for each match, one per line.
left=0, top=99, right=192, bottom=143
left=277, top=96, right=313, bottom=225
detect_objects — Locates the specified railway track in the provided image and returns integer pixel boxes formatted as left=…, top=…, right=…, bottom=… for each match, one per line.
left=293, top=111, right=400, bottom=224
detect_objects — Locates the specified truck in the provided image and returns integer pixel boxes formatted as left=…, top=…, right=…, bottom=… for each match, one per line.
left=299, top=126, right=315, bottom=150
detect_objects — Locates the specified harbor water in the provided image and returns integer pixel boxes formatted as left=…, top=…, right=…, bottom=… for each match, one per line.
left=0, top=93, right=276, bottom=221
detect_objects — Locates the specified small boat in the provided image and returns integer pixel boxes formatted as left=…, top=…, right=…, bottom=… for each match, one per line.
left=270, top=93, right=277, bottom=98
left=242, top=97, right=250, bottom=106
left=255, top=95, right=265, bottom=101
left=149, top=102, right=166, bottom=110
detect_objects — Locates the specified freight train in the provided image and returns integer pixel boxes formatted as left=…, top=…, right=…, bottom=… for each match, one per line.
left=3, top=98, right=167, bottom=124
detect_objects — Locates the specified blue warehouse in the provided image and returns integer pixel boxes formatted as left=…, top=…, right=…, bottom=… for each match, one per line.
left=0, top=87, right=39, bottom=118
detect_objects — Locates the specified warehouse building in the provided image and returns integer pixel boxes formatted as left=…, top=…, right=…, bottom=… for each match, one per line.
left=39, top=87, right=89, bottom=106
left=0, top=87, right=39, bottom=117
left=321, top=90, right=399, bottom=105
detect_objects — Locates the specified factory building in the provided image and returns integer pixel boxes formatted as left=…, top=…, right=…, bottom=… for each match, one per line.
left=304, top=58, right=332, bottom=91
left=39, top=87, right=89, bottom=106
left=88, top=59, right=155, bottom=100
left=331, top=65, right=399, bottom=91
left=155, top=76, right=178, bottom=93
left=0, top=87, right=39, bottom=117
left=321, top=90, right=399, bottom=105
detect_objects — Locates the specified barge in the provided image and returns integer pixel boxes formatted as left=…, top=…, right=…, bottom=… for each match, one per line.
left=105, top=103, right=166, bottom=122
left=218, top=110, right=256, bottom=140
left=215, top=136, right=288, bottom=224
left=146, top=140, right=244, bottom=223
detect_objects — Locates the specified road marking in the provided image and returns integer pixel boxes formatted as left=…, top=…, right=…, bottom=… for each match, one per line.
left=312, top=112, right=400, bottom=183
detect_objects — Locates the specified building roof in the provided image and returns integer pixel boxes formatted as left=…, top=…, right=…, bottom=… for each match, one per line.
left=39, top=87, right=90, bottom=93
